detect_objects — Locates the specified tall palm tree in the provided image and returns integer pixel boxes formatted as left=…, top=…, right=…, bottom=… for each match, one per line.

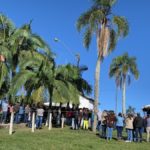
left=76, top=0, right=129, bottom=131
left=109, top=53, right=139, bottom=115
left=109, top=59, right=122, bottom=114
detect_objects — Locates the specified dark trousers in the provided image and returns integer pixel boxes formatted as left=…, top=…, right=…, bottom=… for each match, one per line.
left=101, top=125, right=107, bottom=138
left=116, top=126, right=123, bottom=139
left=135, top=127, right=143, bottom=142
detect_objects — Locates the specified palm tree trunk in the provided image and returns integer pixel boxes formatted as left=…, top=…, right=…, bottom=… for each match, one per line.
left=9, top=112, right=14, bottom=135
left=122, top=77, right=126, bottom=115
left=48, top=87, right=53, bottom=130
left=115, top=87, right=118, bottom=115
left=92, top=57, right=101, bottom=132
left=31, top=112, right=35, bottom=132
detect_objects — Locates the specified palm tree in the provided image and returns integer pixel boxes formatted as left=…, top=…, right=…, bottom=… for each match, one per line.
left=76, top=0, right=129, bottom=131
left=109, top=59, right=122, bottom=114
left=9, top=51, right=82, bottom=106
left=0, top=13, right=52, bottom=77
left=109, top=53, right=139, bottom=115
left=0, top=14, right=15, bottom=98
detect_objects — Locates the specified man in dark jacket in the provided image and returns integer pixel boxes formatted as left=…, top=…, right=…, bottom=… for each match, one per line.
left=133, top=113, right=144, bottom=142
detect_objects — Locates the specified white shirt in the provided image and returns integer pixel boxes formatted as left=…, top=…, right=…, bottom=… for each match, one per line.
left=97, top=111, right=102, bottom=121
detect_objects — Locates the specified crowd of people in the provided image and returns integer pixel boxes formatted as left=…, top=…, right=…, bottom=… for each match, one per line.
left=0, top=98, right=150, bottom=143
left=98, top=110, right=150, bottom=142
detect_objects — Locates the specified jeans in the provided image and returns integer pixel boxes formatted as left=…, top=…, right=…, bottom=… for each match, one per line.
left=97, top=121, right=101, bottom=131
left=116, top=126, right=123, bottom=139
left=24, top=113, right=28, bottom=123
left=107, top=127, right=113, bottom=139
left=18, top=114, right=24, bottom=123
left=2, top=111, right=7, bottom=123
left=15, top=112, right=19, bottom=124
left=127, top=129, right=133, bottom=141
left=36, top=116, right=43, bottom=128
left=135, top=127, right=143, bottom=142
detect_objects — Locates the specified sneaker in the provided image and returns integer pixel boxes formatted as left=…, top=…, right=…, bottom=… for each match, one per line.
left=125, top=140, right=130, bottom=142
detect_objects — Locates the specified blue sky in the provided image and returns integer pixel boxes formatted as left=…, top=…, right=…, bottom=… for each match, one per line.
left=0, top=0, right=150, bottom=113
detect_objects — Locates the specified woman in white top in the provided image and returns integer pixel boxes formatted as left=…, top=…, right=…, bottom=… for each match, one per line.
left=125, top=114, right=134, bottom=142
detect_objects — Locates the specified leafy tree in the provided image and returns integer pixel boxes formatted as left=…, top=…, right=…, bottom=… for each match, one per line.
left=76, top=0, right=129, bottom=131
left=109, top=53, right=139, bottom=114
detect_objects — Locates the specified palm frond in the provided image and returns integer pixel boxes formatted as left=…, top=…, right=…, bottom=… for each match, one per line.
left=31, top=34, right=51, bottom=56
left=53, top=80, right=70, bottom=103
left=113, top=16, right=129, bottom=37
left=31, top=86, right=45, bottom=103
left=83, top=27, right=92, bottom=49
left=93, top=0, right=117, bottom=7
left=9, top=70, right=35, bottom=96
left=76, top=8, right=95, bottom=32
left=108, top=29, right=117, bottom=54
left=0, top=62, right=8, bottom=88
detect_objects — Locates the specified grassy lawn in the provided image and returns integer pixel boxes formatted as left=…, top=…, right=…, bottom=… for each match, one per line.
left=0, top=126, right=149, bottom=150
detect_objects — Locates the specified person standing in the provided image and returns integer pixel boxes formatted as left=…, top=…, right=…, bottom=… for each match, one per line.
left=74, top=108, right=79, bottom=130
left=1, top=98, right=8, bottom=123
left=116, top=113, right=124, bottom=140
left=101, top=110, right=107, bottom=139
left=106, top=111, right=116, bottom=140
left=36, top=104, right=44, bottom=129
left=24, top=104, right=30, bottom=123
left=18, top=104, right=24, bottom=123
left=83, top=109, right=89, bottom=130
left=14, top=102, right=20, bottom=124
left=146, top=114, right=150, bottom=142
left=125, top=114, right=134, bottom=142
left=133, top=113, right=144, bottom=142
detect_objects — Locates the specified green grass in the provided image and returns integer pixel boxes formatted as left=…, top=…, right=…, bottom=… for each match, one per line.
left=0, top=126, right=149, bottom=150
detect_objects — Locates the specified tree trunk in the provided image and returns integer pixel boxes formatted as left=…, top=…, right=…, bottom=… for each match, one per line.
left=92, top=57, right=101, bottom=132
left=48, top=113, right=52, bottom=130
left=61, top=117, right=64, bottom=128
left=9, top=112, right=14, bottom=135
left=115, top=87, right=118, bottom=115
left=48, top=87, right=53, bottom=130
left=32, top=112, right=35, bottom=132
left=122, top=77, right=126, bottom=115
